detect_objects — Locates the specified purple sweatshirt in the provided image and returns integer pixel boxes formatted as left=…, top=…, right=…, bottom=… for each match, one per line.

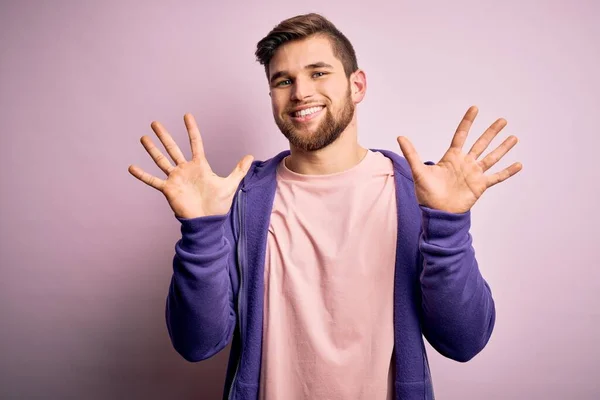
left=166, top=149, right=495, bottom=400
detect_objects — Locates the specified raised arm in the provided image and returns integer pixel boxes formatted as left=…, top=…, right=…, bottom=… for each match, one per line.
left=129, top=113, right=254, bottom=361
left=397, top=106, right=522, bottom=361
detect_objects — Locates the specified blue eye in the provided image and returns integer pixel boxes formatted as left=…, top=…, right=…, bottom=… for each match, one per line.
left=313, top=72, right=326, bottom=78
left=277, top=79, right=292, bottom=87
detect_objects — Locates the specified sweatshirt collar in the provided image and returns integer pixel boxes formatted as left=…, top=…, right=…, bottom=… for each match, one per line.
left=241, top=149, right=413, bottom=191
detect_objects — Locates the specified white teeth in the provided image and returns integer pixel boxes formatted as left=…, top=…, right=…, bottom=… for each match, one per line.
left=294, top=106, right=323, bottom=117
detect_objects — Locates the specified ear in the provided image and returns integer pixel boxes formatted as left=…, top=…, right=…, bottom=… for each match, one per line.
left=350, top=69, right=367, bottom=104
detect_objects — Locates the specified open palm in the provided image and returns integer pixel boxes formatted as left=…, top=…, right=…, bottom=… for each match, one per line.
left=128, top=114, right=254, bottom=219
left=397, top=106, right=523, bottom=214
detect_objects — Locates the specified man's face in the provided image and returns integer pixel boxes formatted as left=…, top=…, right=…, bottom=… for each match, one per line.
left=268, top=35, right=358, bottom=152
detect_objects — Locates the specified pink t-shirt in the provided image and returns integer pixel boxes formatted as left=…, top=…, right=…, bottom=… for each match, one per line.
left=259, top=150, right=398, bottom=400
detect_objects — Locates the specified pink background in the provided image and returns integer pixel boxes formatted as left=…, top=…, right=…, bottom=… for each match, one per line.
left=1, top=1, right=598, bottom=399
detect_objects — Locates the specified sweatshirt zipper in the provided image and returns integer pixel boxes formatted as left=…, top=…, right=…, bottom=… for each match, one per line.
left=228, top=188, right=246, bottom=400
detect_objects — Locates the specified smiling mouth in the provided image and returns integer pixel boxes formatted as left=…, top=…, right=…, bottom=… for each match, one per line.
left=289, top=106, right=325, bottom=122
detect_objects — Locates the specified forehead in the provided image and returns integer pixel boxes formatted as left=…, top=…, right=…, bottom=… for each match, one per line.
left=269, top=35, right=342, bottom=73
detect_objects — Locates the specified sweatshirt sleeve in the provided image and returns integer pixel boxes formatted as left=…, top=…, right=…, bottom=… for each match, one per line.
left=165, top=212, right=236, bottom=362
left=418, top=206, right=496, bottom=362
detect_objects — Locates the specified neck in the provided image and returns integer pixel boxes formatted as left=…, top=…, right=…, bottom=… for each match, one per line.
left=285, top=117, right=368, bottom=175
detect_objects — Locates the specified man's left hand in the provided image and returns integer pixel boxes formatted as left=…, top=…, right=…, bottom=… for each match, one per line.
left=397, top=106, right=523, bottom=214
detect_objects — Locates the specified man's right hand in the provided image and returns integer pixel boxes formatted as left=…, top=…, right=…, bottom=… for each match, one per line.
left=128, top=113, right=254, bottom=219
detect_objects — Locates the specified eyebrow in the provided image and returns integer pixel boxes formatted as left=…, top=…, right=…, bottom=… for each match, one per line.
left=269, top=62, right=335, bottom=84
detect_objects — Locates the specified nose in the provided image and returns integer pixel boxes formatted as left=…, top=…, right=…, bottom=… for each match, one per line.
left=291, top=76, right=315, bottom=101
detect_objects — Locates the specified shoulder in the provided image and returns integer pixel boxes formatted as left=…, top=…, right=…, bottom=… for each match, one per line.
left=241, top=150, right=290, bottom=189
left=370, top=148, right=415, bottom=182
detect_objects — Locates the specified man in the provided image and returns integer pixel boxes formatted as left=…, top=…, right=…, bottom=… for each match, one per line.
left=128, top=13, right=522, bottom=400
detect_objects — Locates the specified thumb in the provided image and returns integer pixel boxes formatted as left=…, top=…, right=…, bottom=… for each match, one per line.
left=397, top=136, right=423, bottom=173
left=227, top=154, right=254, bottom=184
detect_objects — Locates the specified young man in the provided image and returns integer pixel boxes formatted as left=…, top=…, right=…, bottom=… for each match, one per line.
left=129, top=13, right=522, bottom=400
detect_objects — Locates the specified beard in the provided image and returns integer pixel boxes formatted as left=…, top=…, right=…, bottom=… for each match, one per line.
left=275, top=87, right=355, bottom=152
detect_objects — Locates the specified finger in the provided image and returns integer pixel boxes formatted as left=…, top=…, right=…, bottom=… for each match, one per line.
left=128, top=164, right=166, bottom=191
left=479, top=135, right=518, bottom=172
left=150, top=121, right=187, bottom=165
left=227, top=154, right=255, bottom=185
left=450, top=105, right=479, bottom=150
left=468, top=118, right=507, bottom=159
left=140, top=136, right=175, bottom=175
left=184, top=113, right=206, bottom=161
left=486, top=162, right=523, bottom=188
left=397, top=136, right=423, bottom=172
